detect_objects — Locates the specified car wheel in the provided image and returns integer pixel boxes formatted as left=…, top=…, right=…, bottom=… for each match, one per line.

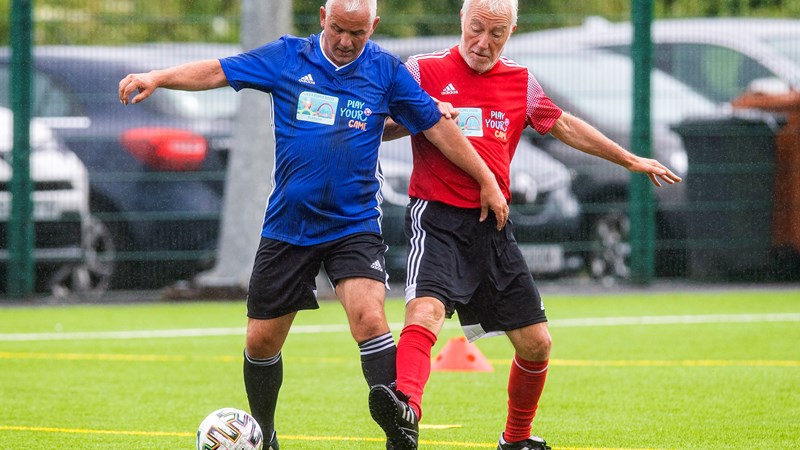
left=48, top=216, right=116, bottom=299
left=587, top=210, right=631, bottom=286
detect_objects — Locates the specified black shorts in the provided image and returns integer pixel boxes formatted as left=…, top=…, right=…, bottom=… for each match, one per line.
left=247, top=233, right=388, bottom=319
left=405, top=198, right=547, bottom=341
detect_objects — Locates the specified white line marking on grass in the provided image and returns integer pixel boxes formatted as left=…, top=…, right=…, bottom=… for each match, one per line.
left=553, top=313, right=800, bottom=327
left=0, top=327, right=246, bottom=341
left=1, top=313, right=798, bottom=342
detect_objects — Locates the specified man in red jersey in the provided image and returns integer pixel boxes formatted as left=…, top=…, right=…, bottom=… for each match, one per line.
left=368, top=1, right=683, bottom=449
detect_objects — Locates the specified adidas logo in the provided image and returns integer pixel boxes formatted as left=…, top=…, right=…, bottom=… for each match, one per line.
left=370, top=259, right=383, bottom=271
left=298, top=73, right=315, bottom=84
left=441, top=83, right=458, bottom=95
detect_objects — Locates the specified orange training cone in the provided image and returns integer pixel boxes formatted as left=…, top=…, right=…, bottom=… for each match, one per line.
left=431, top=336, right=494, bottom=372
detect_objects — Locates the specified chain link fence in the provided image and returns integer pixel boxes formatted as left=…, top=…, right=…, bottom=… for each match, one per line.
left=3, top=2, right=799, bottom=298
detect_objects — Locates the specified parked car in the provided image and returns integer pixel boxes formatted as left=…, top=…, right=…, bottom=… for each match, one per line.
left=501, top=49, right=721, bottom=279
left=0, top=44, right=241, bottom=288
left=377, top=35, right=721, bottom=280
left=0, top=107, right=113, bottom=297
left=506, top=17, right=800, bottom=103
left=378, top=135, right=582, bottom=281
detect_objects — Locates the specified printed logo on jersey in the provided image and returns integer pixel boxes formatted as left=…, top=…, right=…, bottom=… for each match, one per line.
left=486, top=110, right=510, bottom=143
left=340, top=99, right=373, bottom=132
left=296, top=91, right=338, bottom=125
left=441, top=83, right=459, bottom=95
left=298, top=74, right=315, bottom=85
left=455, top=107, right=483, bottom=137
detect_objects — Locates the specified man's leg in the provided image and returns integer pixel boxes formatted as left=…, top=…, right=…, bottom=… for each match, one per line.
left=336, top=277, right=396, bottom=386
left=366, top=296, right=445, bottom=450
left=243, top=314, right=295, bottom=445
left=395, top=296, right=446, bottom=420
left=500, top=322, right=552, bottom=447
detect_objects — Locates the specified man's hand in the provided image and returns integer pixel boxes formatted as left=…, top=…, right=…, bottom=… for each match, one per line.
left=118, top=72, right=159, bottom=105
left=479, top=182, right=509, bottom=230
left=432, top=97, right=460, bottom=121
left=628, top=156, right=683, bottom=187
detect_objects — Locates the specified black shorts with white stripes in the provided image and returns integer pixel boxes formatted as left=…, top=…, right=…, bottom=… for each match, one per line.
left=247, top=232, right=388, bottom=319
left=404, top=198, right=547, bottom=341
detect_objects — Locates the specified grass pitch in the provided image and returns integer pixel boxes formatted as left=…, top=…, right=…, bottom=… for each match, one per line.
left=1, top=287, right=799, bottom=449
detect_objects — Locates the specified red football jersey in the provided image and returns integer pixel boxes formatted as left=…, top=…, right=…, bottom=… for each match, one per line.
left=405, top=45, right=563, bottom=208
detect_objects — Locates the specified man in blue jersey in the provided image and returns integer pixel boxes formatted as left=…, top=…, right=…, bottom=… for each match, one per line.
left=118, top=0, right=508, bottom=448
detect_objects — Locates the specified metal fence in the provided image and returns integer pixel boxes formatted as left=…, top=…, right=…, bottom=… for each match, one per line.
left=3, top=4, right=799, bottom=299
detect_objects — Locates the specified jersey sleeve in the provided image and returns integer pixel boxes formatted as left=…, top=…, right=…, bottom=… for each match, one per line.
left=526, top=69, right=563, bottom=135
left=404, top=56, right=422, bottom=84
left=386, top=62, right=440, bottom=135
left=219, top=37, right=287, bottom=92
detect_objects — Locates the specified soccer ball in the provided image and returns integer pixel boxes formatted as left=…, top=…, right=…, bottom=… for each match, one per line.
left=196, top=407, right=263, bottom=450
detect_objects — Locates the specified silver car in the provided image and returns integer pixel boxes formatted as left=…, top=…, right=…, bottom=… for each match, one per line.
left=0, top=107, right=113, bottom=297
left=506, top=17, right=800, bottom=102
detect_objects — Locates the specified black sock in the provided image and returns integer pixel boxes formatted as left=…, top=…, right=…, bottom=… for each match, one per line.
left=359, top=332, right=397, bottom=387
left=243, top=349, right=282, bottom=437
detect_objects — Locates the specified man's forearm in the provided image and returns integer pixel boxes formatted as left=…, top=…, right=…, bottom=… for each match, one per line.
left=550, top=113, right=636, bottom=169
left=153, top=59, right=229, bottom=91
left=421, top=117, right=496, bottom=187
left=382, top=118, right=412, bottom=141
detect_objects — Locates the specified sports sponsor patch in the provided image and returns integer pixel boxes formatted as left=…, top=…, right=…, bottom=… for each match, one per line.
left=296, top=91, right=339, bottom=125
left=455, top=107, right=483, bottom=137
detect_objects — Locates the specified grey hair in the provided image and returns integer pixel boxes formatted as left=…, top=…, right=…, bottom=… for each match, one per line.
left=462, top=0, right=518, bottom=26
left=325, top=0, right=377, bottom=22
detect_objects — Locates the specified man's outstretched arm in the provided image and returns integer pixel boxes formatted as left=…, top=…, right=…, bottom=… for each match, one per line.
left=119, top=59, right=228, bottom=105
left=549, top=112, right=682, bottom=187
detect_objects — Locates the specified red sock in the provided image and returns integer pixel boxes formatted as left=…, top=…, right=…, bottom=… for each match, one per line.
left=504, top=354, right=549, bottom=443
left=395, top=324, right=437, bottom=421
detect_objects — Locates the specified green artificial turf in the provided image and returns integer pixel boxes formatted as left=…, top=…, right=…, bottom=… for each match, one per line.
left=1, top=289, right=799, bottom=449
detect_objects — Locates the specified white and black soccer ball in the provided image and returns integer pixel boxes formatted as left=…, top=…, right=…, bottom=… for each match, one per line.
left=196, top=407, right=263, bottom=450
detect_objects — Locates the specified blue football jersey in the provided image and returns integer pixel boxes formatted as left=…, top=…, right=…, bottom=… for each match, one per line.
left=220, top=34, right=440, bottom=245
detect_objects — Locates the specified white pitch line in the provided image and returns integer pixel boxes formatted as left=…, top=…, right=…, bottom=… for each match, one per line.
left=554, top=313, right=800, bottom=327
left=1, top=313, right=799, bottom=342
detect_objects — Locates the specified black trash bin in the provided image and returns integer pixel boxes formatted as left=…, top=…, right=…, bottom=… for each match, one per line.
left=672, top=112, right=782, bottom=280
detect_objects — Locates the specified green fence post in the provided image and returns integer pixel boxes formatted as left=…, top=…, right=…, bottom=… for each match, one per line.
left=8, top=0, right=35, bottom=297
left=629, top=0, right=655, bottom=285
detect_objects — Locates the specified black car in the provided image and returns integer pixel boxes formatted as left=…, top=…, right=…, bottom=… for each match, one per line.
left=0, top=44, right=240, bottom=288
left=503, top=50, right=720, bottom=279
left=378, top=136, right=583, bottom=281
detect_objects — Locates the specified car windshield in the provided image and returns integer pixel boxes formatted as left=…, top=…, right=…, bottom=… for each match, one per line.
left=513, top=52, right=718, bottom=127
left=155, top=88, right=239, bottom=120
left=763, top=37, right=800, bottom=66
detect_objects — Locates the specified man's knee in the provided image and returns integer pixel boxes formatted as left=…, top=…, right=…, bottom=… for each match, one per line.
left=406, top=296, right=446, bottom=331
left=246, top=316, right=293, bottom=358
left=246, top=332, right=282, bottom=358
left=509, top=322, right=552, bottom=361
left=349, top=308, right=390, bottom=339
